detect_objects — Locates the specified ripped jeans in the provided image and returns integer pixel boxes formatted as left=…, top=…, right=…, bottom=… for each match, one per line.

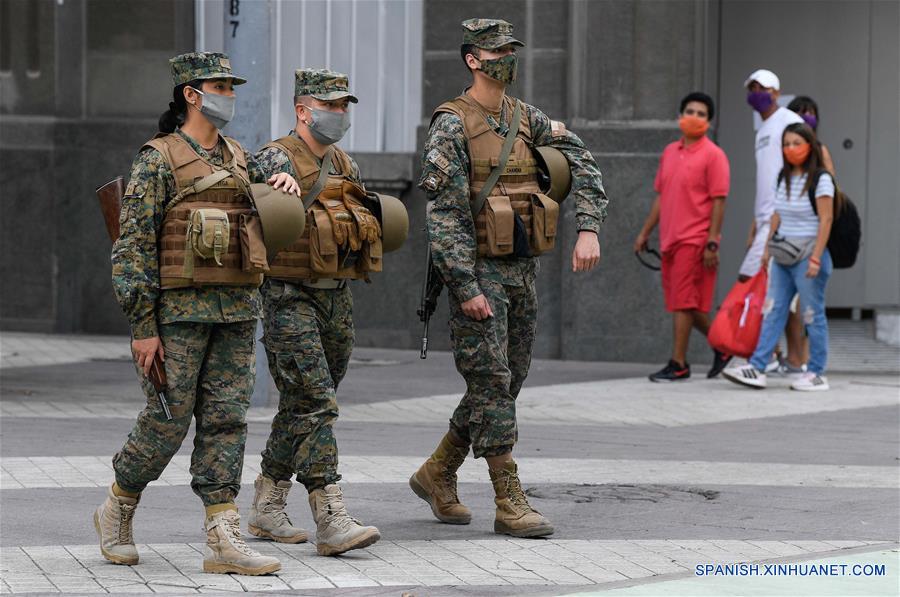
left=750, top=251, right=832, bottom=374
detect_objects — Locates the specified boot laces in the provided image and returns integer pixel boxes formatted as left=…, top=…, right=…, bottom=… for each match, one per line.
left=322, top=491, right=361, bottom=531
left=504, top=474, right=534, bottom=512
left=435, top=448, right=465, bottom=503
left=262, top=485, right=292, bottom=525
left=221, top=512, right=258, bottom=556
left=117, top=502, right=136, bottom=544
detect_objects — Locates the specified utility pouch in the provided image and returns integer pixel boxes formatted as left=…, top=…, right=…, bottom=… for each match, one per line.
left=188, top=208, right=229, bottom=266
left=310, top=208, right=339, bottom=273
left=485, top=195, right=514, bottom=257
left=530, top=192, right=559, bottom=254
left=359, top=236, right=383, bottom=273
left=239, top=213, right=269, bottom=273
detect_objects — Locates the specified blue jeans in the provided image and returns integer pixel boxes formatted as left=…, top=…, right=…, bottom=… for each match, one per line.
left=750, top=251, right=832, bottom=374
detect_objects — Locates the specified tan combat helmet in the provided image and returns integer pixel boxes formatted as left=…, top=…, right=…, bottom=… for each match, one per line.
left=366, top=192, right=409, bottom=253
left=534, top=146, right=572, bottom=203
left=250, top=184, right=306, bottom=261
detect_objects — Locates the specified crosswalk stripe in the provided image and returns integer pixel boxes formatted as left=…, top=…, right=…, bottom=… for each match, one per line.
left=2, top=375, right=897, bottom=429
left=1, top=455, right=896, bottom=490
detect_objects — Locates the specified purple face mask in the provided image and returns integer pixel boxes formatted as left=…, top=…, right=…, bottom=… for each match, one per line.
left=747, top=90, right=774, bottom=113
left=801, top=113, right=818, bottom=130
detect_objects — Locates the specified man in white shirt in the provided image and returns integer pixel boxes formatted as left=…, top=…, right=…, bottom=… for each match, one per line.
left=740, top=68, right=806, bottom=373
left=740, top=69, right=804, bottom=278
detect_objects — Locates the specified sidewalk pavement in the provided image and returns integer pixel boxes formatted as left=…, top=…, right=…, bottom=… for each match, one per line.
left=1, top=331, right=898, bottom=595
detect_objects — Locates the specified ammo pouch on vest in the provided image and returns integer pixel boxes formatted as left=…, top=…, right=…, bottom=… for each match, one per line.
left=310, top=208, right=340, bottom=274
left=188, top=208, right=229, bottom=265
left=239, top=213, right=269, bottom=273
left=530, top=193, right=559, bottom=255
left=485, top=195, right=515, bottom=257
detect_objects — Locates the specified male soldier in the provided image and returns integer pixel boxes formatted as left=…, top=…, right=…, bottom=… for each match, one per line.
left=98, top=52, right=300, bottom=575
left=411, top=20, right=608, bottom=537
left=249, top=69, right=381, bottom=556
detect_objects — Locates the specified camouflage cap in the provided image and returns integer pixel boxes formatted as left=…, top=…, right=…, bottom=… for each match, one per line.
left=294, top=68, right=359, bottom=103
left=461, top=18, right=524, bottom=50
left=169, top=52, right=247, bottom=87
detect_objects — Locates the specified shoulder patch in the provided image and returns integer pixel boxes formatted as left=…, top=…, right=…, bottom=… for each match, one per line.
left=550, top=120, right=567, bottom=138
left=124, top=179, right=141, bottom=197
left=426, top=148, right=452, bottom=175
left=421, top=172, right=442, bottom=192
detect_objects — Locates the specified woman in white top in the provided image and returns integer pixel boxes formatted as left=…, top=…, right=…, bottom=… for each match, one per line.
left=724, top=123, right=835, bottom=391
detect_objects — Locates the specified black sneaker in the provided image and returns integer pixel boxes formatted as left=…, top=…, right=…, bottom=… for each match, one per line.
left=649, top=360, right=691, bottom=382
left=707, top=350, right=733, bottom=379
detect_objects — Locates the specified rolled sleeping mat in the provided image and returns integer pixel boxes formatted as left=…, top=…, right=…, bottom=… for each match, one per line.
left=250, top=183, right=307, bottom=262
left=534, top=145, right=572, bottom=203
left=366, top=192, right=409, bottom=253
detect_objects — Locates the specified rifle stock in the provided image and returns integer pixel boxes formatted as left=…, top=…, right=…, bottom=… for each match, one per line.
left=95, top=176, right=125, bottom=242
left=96, top=176, right=172, bottom=420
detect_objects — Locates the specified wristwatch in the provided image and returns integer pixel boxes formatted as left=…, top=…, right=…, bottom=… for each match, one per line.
left=706, top=240, right=719, bottom=252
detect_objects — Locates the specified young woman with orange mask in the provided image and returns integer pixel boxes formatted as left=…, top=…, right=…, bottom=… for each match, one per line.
left=724, top=123, right=835, bottom=391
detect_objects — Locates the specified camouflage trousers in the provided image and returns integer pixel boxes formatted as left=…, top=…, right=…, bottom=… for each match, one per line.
left=259, top=279, right=353, bottom=491
left=113, top=320, right=256, bottom=506
left=447, top=274, right=537, bottom=458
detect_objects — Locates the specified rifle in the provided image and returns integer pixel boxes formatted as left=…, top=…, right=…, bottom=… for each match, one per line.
left=95, top=177, right=172, bottom=420
left=417, top=204, right=444, bottom=359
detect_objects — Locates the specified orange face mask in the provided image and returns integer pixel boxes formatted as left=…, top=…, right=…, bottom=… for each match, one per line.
left=679, top=115, right=710, bottom=138
left=783, top=142, right=811, bottom=166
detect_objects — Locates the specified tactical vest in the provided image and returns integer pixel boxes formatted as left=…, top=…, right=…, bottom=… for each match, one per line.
left=262, top=135, right=382, bottom=281
left=432, top=94, right=558, bottom=257
left=146, top=133, right=263, bottom=290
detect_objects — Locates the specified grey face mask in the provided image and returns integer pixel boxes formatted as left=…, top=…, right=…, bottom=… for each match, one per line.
left=304, top=105, right=351, bottom=145
left=192, top=88, right=235, bottom=130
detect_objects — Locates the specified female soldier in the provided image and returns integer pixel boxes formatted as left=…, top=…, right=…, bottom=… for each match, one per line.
left=94, top=52, right=300, bottom=576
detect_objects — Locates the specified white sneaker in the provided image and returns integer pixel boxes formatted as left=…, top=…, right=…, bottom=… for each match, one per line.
left=764, top=356, right=781, bottom=374
left=723, top=364, right=767, bottom=389
left=791, top=372, right=830, bottom=391
left=770, top=360, right=807, bottom=380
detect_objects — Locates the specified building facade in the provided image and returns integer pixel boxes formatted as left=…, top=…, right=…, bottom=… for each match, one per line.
left=2, top=0, right=897, bottom=360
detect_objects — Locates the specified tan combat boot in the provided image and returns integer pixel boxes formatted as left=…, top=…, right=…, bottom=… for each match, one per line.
left=94, top=484, right=140, bottom=565
left=489, top=460, right=554, bottom=538
left=203, top=508, right=281, bottom=575
left=247, top=474, right=308, bottom=543
left=308, top=485, right=380, bottom=556
left=409, top=433, right=472, bottom=524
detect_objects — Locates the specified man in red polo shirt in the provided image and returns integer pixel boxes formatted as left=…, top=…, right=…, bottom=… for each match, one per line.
left=635, top=92, right=731, bottom=382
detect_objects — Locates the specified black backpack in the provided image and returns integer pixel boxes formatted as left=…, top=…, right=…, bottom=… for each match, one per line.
left=807, top=170, right=862, bottom=269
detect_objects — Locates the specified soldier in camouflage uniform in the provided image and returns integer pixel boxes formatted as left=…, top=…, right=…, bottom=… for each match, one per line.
left=95, top=52, right=301, bottom=575
left=247, top=69, right=380, bottom=556
left=410, top=19, right=609, bottom=537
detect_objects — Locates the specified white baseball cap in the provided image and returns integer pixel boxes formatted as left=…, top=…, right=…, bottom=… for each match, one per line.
left=743, top=69, right=780, bottom=90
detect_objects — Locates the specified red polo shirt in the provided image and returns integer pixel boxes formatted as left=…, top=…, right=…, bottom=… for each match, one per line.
left=654, top=135, right=730, bottom=251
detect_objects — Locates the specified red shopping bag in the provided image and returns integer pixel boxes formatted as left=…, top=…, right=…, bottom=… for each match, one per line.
left=708, top=267, right=768, bottom=358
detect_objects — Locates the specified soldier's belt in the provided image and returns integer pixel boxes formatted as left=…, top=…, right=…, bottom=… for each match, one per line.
left=301, top=278, right=347, bottom=290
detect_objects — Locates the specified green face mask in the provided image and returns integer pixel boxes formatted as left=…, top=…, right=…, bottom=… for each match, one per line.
left=478, top=53, right=518, bottom=84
